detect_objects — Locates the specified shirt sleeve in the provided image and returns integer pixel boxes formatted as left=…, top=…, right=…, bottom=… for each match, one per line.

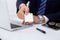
left=38, top=15, right=49, bottom=24
left=43, top=15, right=49, bottom=24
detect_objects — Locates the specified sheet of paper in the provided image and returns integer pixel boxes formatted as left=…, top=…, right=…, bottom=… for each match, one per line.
left=25, top=13, right=33, bottom=22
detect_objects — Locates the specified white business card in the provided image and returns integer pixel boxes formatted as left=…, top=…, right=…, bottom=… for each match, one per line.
left=25, top=13, right=33, bottom=22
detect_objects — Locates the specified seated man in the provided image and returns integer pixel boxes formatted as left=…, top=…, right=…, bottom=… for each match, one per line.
left=16, top=0, right=60, bottom=25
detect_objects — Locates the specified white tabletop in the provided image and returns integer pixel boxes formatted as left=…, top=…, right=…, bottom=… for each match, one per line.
left=0, top=24, right=60, bottom=40
left=0, top=0, right=60, bottom=40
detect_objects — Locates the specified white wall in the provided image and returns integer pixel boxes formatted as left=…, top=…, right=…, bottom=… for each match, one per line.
left=7, top=0, right=23, bottom=24
left=7, top=0, right=17, bottom=17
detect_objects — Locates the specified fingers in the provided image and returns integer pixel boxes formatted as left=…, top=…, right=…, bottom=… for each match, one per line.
left=19, top=4, right=29, bottom=15
left=25, top=7, right=29, bottom=15
left=20, top=4, right=29, bottom=14
left=17, top=5, right=27, bottom=19
left=23, top=22, right=33, bottom=25
left=18, top=9, right=24, bottom=15
left=23, top=21, right=33, bottom=25
left=17, top=9, right=25, bottom=19
left=20, top=4, right=29, bottom=15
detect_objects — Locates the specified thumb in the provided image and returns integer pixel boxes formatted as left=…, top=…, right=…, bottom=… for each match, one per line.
left=25, top=7, right=29, bottom=15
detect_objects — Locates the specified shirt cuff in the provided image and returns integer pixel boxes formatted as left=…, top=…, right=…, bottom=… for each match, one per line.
left=43, top=15, right=49, bottom=24
left=38, top=15, right=49, bottom=24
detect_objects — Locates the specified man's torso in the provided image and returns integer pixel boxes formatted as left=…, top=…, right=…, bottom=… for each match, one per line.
left=29, top=0, right=60, bottom=15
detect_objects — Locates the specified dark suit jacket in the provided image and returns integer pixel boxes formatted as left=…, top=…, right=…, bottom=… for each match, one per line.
left=16, top=0, right=60, bottom=22
left=16, top=0, right=41, bottom=15
left=45, top=0, right=60, bottom=22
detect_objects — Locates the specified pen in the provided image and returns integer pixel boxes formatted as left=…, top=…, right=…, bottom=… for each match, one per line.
left=36, top=28, right=46, bottom=34
left=26, top=1, right=30, bottom=8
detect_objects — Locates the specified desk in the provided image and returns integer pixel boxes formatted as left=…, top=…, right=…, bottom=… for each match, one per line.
left=0, top=24, right=60, bottom=40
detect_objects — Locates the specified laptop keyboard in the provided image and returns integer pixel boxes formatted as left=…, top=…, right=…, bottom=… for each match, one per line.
left=10, top=24, right=22, bottom=29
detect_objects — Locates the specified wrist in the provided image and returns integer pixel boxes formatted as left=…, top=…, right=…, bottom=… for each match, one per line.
left=42, top=16, right=45, bottom=23
left=38, top=15, right=43, bottom=24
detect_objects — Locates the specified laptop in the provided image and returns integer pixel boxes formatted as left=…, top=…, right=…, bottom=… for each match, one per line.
left=0, top=0, right=31, bottom=31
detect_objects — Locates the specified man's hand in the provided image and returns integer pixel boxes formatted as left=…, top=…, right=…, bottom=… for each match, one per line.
left=17, top=3, right=29, bottom=19
left=23, top=15, right=40, bottom=25
left=17, top=9, right=24, bottom=19
left=33, top=16, right=40, bottom=24
left=23, top=15, right=45, bottom=25
left=17, top=4, right=45, bottom=24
